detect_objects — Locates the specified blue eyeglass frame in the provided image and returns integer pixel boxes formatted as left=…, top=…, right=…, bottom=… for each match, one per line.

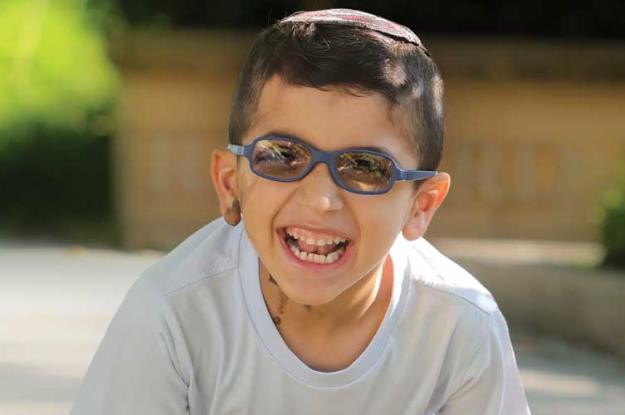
left=227, top=134, right=438, bottom=195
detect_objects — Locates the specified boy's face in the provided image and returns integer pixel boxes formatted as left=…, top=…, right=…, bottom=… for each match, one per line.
left=213, top=75, right=449, bottom=307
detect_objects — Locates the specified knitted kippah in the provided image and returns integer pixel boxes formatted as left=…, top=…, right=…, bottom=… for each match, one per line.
left=280, top=8, right=430, bottom=57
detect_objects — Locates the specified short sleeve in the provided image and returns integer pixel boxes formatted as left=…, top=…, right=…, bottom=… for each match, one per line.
left=438, top=309, right=531, bottom=415
left=70, top=275, right=190, bottom=415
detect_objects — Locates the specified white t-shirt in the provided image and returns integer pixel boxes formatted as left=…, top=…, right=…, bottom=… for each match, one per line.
left=71, top=218, right=531, bottom=415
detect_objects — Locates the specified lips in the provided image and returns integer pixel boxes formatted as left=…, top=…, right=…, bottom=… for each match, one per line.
left=277, top=226, right=353, bottom=266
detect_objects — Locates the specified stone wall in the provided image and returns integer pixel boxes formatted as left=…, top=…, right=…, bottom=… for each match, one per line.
left=432, top=79, right=625, bottom=240
left=111, top=32, right=625, bottom=249
left=112, top=31, right=253, bottom=248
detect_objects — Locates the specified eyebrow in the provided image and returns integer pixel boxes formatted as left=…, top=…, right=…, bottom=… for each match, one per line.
left=265, top=130, right=396, bottom=156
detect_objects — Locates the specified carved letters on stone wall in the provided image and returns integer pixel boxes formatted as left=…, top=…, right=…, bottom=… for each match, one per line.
left=445, top=140, right=578, bottom=208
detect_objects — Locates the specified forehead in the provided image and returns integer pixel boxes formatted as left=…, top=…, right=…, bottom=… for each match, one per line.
left=245, top=75, right=418, bottom=166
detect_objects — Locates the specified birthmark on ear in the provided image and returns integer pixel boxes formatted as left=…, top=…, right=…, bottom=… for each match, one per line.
left=304, top=305, right=312, bottom=311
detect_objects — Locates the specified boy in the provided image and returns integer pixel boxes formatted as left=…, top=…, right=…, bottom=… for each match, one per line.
left=71, top=8, right=530, bottom=415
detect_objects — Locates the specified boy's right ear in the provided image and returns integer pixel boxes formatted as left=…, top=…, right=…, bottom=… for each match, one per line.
left=210, top=148, right=240, bottom=224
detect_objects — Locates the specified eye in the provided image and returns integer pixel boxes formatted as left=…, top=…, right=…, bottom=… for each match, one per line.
left=252, top=139, right=310, bottom=177
left=336, top=152, right=393, bottom=193
left=254, top=140, right=305, bottom=163
left=339, top=153, right=389, bottom=176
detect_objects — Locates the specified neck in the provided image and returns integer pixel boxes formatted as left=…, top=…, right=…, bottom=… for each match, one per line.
left=259, top=256, right=393, bottom=336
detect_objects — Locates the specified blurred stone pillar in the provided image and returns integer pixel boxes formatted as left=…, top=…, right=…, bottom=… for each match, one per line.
left=111, top=31, right=254, bottom=249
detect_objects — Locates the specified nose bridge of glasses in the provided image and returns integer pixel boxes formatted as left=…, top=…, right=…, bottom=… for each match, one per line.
left=298, top=156, right=343, bottom=194
left=305, top=158, right=334, bottom=183
left=308, top=149, right=347, bottom=189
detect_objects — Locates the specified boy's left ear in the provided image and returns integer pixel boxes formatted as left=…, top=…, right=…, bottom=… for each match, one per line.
left=210, top=148, right=241, bottom=225
left=402, top=173, right=451, bottom=241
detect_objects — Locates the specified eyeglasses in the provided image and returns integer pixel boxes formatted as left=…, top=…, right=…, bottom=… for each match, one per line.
left=227, top=135, right=437, bottom=195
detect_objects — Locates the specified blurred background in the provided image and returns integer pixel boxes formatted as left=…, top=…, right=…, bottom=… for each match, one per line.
left=1, top=0, right=625, bottom=414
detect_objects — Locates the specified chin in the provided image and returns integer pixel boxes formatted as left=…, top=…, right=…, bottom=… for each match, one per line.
left=282, top=284, right=339, bottom=307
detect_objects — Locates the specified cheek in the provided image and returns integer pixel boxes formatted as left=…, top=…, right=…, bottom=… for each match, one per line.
left=239, top=171, right=277, bottom=208
left=356, top=194, right=410, bottom=237
left=367, top=211, right=401, bottom=238
left=239, top=173, right=293, bottom=228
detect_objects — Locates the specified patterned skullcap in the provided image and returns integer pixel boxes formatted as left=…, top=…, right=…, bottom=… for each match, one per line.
left=280, top=8, right=431, bottom=57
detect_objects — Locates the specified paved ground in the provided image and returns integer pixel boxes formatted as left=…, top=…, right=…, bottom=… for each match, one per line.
left=1, top=242, right=625, bottom=415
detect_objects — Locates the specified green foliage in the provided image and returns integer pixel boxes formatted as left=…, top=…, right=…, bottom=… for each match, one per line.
left=0, top=0, right=119, bottom=240
left=0, top=0, right=118, bottom=132
left=600, top=176, right=625, bottom=268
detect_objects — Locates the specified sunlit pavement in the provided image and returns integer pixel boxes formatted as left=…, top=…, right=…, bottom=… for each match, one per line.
left=1, top=243, right=625, bottom=415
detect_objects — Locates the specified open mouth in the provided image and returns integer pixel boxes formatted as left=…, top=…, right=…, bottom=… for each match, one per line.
left=279, top=227, right=351, bottom=265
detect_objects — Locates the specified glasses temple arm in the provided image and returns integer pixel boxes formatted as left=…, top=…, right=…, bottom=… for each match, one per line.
left=399, top=169, right=438, bottom=181
left=227, top=144, right=245, bottom=156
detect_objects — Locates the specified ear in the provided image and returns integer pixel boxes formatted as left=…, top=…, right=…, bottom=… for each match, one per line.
left=210, top=148, right=239, bottom=217
left=402, top=172, right=451, bottom=241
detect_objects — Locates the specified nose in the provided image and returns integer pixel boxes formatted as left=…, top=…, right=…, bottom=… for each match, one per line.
left=296, top=162, right=344, bottom=213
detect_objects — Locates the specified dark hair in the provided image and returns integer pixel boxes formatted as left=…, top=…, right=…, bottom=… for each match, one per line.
left=227, top=17, right=444, bottom=170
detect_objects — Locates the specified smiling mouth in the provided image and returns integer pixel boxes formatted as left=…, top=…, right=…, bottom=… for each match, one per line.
left=279, top=227, right=350, bottom=265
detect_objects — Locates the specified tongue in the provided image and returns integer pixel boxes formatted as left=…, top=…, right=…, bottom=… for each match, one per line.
left=297, top=239, right=338, bottom=255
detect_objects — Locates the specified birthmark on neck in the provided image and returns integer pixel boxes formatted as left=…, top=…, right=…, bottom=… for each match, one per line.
left=268, top=273, right=288, bottom=326
left=278, top=291, right=288, bottom=315
left=267, top=274, right=312, bottom=322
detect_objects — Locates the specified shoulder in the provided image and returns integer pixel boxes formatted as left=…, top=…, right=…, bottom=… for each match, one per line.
left=398, top=238, right=519, bottom=374
left=390, top=237, right=524, bottom=405
left=403, top=237, right=499, bottom=318
left=135, top=217, right=243, bottom=299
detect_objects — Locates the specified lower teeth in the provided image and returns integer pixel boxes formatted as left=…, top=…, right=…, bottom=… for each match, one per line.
left=288, top=243, right=345, bottom=264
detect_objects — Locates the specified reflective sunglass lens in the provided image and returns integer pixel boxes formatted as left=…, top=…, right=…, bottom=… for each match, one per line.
left=336, top=152, right=393, bottom=193
left=252, top=139, right=311, bottom=179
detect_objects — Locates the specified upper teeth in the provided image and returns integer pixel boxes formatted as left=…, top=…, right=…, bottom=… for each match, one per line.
left=286, top=229, right=346, bottom=246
